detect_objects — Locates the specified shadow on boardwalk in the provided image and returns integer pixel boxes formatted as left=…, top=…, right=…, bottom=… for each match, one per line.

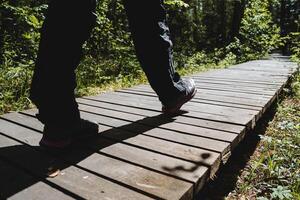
left=0, top=111, right=212, bottom=200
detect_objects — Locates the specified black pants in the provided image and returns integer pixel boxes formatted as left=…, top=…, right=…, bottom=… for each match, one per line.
left=30, top=0, right=186, bottom=127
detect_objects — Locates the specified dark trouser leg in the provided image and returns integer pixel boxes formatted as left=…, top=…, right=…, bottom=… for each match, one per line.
left=123, top=0, right=186, bottom=105
left=30, top=0, right=96, bottom=132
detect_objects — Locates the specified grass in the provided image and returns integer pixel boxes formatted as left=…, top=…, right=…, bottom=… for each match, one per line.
left=226, top=71, right=300, bottom=200
left=0, top=50, right=233, bottom=115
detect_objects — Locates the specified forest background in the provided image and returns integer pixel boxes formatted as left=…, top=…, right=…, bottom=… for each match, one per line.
left=0, top=0, right=299, bottom=114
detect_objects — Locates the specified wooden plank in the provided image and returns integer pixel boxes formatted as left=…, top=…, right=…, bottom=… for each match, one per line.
left=235, top=60, right=297, bottom=70
left=202, top=68, right=291, bottom=77
left=230, top=65, right=293, bottom=71
left=80, top=93, right=249, bottom=130
left=122, top=85, right=275, bottom=114
left=132, top=86, right=270, bottom=101
left=130, top=82, right=278, bottom=97
left=183, top=79, right=281, bottom=89
left=194, top=66, right=291, bottom=76
left=1, top=112, right=227, bottom=197
left=127, top=85, right=273, bottom=101
left=125, top=84, right=276, bottom=111
left=94, top=90, right=258, bottom=127
left=3, top=111, right=221, bottom=169
left=192, top=82, right=278, bottom=94
left=191, top=74, right=287, bottom=83
left=228, top=67, right=294, bottom=74
left=0, top=134, right=160, bottom=200
left=125, top=85, right=271, bottom=107
left=192, top=79, right=281, bottom=89
left=79, top=111, right=232, bottom=155
left=20, top=107, right=235, bottom=157
left=135, top=80, right=281, bottom=116
left=198, top=74, right=288, bottom=82
left=127, top=83, right=277, bottom=96
left=0, top=118, right=196, bottom=200
left=0, top=160, right=74, bottom=200
left=78, top=100, right=245, bottom=153
left=128, top=69, right=288, bottom=114
left=195, top=88, right=272, bottom=101
left=78, top=94, right=246, bottom=134
left=190, top=71, right=289, bottom=82
left=189, top=76, right=283, bottom=86
left=192, top=81, right=279, bottom=92
left=228, top=62, right=296, bottom=73
left=16, top=109, right=233, bottom=189
left=190, top=99, right=262, bottom=111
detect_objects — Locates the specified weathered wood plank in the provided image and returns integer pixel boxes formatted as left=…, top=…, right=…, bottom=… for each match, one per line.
left=20, top=107, right=234, bottom=157
left=1, top=112, right=227, bottom=197
left=190, top=70, right=289, bottom=81
left=13, top=109, right=229, bottom=191
left=114, top=91, right=259, bottom=118
left=0, top=159, right=74, bottom=200
left=0, top=134, right=160, bottom=200
left=125, top=85, right=273, bottom=101
left=189, top=76, right=283, bottom=86
left=188, top=79, right=280, bottom=89
left=127, top=83, right=277, bottom=96
left=122, top=86, right=270, bottom=109
left=120, top=85, right=275, bottom=114
left=78, top=95, right=246, bottom=134
left=190, top=99, right=262, bottom=111
left=0, top=118, right=195, bottom=200
left=3, top=111, right=221, bottom=167
left=132, top=82, right=274, bottom=100
left=94, top=90, right=258, bottom=127
left=126, top=83, right=279, bottom=114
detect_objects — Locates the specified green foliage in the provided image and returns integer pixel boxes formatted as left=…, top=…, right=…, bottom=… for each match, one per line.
left=0, top=1, right=47, bottom=67
left=235, top=0, right=281, bottom=61
left=270, top=186, right=293, bottom=200
left=227, top=74, right=300, bottom=199
left=291, top=72, right=300, bottom=99
left=0, top=65, right=33, bottom=113
left=0, top=1, right=47, bottom=113
left=288, top=32, right=300, bottom=62
left=0, top=0, right=298, bottom=114
left=165, top=0, right=189, bottom=9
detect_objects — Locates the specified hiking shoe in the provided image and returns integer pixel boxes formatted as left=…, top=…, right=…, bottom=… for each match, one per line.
left=162, top=78, right=197, bottom=114
left=39, top=119, right=99, bottom=151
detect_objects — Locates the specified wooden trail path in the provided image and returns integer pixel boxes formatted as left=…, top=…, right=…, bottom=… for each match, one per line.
left=0, top=55, right=298, bottom=200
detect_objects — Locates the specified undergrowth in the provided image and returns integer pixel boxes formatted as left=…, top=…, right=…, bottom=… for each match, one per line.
left=0, top=49, right=236, bottom=115
left=227, top=71, right=300, bottom=200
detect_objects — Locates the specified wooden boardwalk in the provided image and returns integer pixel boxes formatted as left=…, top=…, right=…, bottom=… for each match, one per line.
left=0, top=55, right=298, bottom=200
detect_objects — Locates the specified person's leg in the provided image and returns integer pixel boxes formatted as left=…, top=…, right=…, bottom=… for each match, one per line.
left=123, top=0, right=196, bottom=109
left=30, top=0, right=97, bottom=141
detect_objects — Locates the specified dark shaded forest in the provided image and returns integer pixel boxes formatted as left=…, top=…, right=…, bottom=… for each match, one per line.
left=0, top=0, right=299, bottom=113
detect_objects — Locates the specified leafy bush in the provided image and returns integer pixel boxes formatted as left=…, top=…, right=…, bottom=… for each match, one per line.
left=289, top=32, right=300, bottom=62
left=0, top=1, right=47, bottom=67
left=0, top=0, right=298, bottom=114
left=0, top=1, right=47, bottom=113
left=233, top=0, right=281, bottom=61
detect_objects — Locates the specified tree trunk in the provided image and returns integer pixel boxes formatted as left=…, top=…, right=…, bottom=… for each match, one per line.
left=230, top=0, right=247, bottom=42
left=280, top=0, right=289, bottom=55
left=217, top=0, right=227, bottom=46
